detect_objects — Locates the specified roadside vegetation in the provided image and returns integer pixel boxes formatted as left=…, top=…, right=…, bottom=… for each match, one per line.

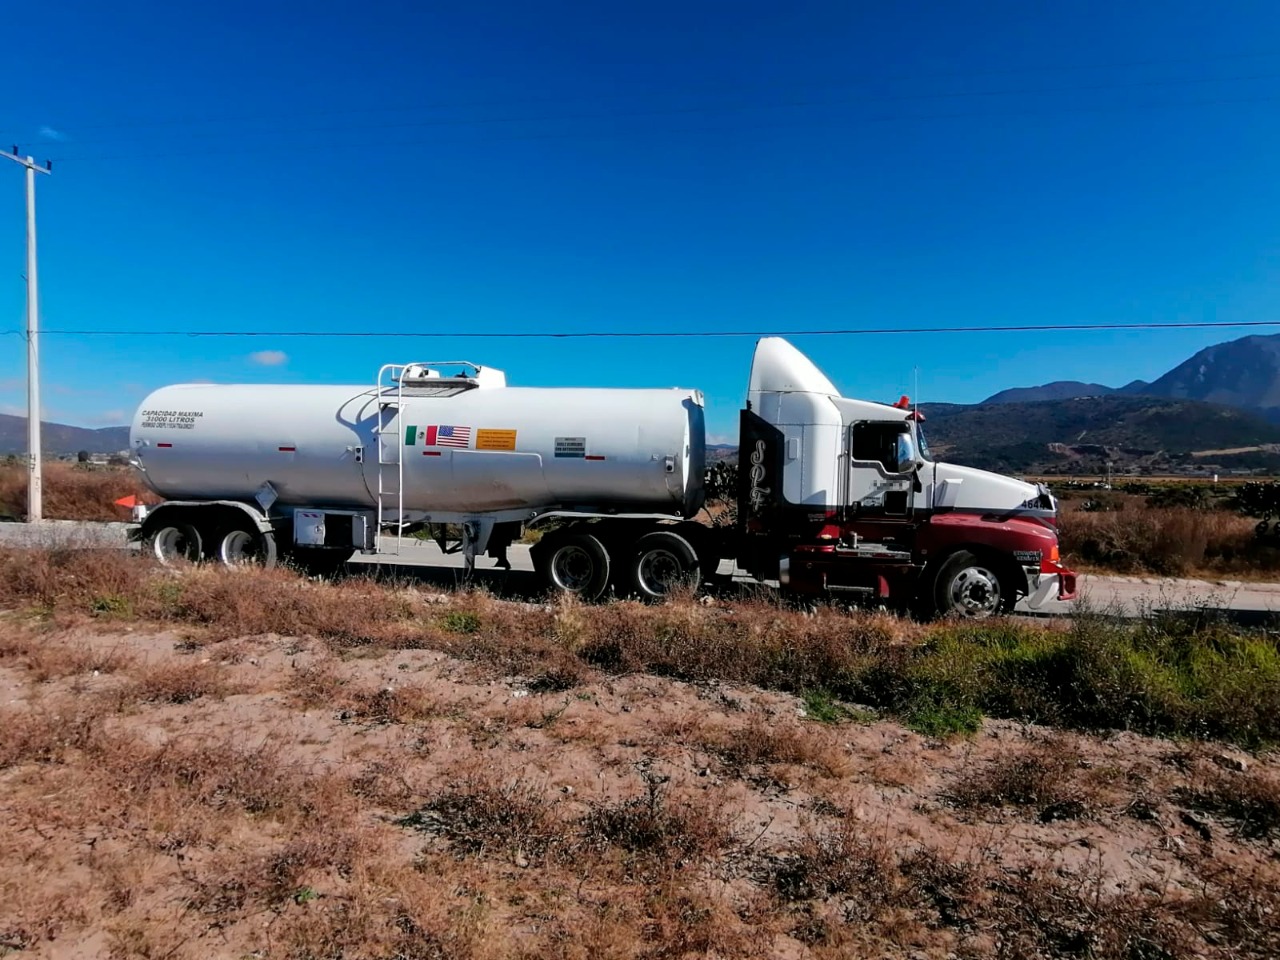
left=3, top=546, right=1279, bottom=748
left=1, top=544, right=1278, bottom=957
left=1056, top=480, right=1280, bottom=577
left=0, top=461, right=154, bottom=522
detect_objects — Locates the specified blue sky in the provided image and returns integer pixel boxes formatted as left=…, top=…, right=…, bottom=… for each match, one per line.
left=5, top=1, right=1280, bottom=442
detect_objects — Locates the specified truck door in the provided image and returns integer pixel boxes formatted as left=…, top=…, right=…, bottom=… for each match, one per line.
left=845, top=421, right=916, bottom=518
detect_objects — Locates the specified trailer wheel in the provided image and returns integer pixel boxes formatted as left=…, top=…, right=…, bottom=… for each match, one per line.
left=539, top=533, right=611, bottom=601
left=216, top=527, right=278, bottom=569
left=627, top=531, right=701, bottom=600
left=932, top=550, right=1013, bottom=619
left=146, top=523, right=203, bottom=565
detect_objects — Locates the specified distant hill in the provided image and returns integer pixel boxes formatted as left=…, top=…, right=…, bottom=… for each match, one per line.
left=1133, top=333, right=1280, bottom=419
left=706, top=443, right=737, bottom=463
left=980, top=333, right=1280, bottom=422
left=0, top=414, right=129, bottom=456
left=982, top=381, right=1116, bottom=404
left=923, top=395, right=1280, bottom=473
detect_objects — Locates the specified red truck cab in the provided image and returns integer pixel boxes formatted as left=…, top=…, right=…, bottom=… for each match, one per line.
left=736, top=338, right=1076, bottom=617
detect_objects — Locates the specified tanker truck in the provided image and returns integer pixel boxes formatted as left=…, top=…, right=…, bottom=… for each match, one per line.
left=127, top=337, right=1076, bottom=617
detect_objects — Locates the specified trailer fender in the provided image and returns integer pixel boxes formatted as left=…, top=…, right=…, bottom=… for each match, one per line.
left=134, top=501, right=274, bottom=541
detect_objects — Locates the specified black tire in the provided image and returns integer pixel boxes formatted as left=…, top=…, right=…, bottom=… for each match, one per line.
left=286, top=548, right=353, bottom=578
left=536, top=533, right=611, bottom=601
left=144, top=522, right=203, bottom=565
left=931, top=550, right=1014, bottom=619
left=215, top=525, right=278, bottom=569
left=627, top=530, right=701, bottom=600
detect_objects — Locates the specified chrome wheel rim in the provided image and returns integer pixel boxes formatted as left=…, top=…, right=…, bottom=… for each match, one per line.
left=948, top=566, right=1002, bottom=617
left=551, top=545, right=595, bottom=592
left=152, top=527, right=192, bottom=564
left=637, top=548, right=683, bottom=596
left=219, top=529, right=260, bottom=566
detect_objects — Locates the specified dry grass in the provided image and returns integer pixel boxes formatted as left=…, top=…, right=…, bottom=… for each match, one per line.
left=1058, top=501, right=1280, bottom=577
left=0, top=628, right=135, bottom=681
left=704, top=716, right=853, bottom=779
left=401, top=775, right=564, bottom=861
left=946, top=737, right=1090, bottom=817
left=2, top=544, right=1280, bottom=955
left=3, top=547, right=1280, bottom=749
left=1174, top=765, right=1280, bottom=840
left=121, top=658, right=234, bottom=705
left=0, top=702, right=107, bottom=768
left=765, top=819, right=1211, bottom=958
left=0, top=462, right=155, bottom=522
left=287, top=664, right=441, bottom=723
left=0, top=622, right=1277, bottom=958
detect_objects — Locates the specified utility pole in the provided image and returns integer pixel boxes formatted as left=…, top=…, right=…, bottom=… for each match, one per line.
left=2, top=148, right=51, bottom=522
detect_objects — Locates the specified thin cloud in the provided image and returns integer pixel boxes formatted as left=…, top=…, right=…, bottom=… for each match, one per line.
left=38, top=125, right=66, bottom=142
left=249, top=350, right=288, bottom=366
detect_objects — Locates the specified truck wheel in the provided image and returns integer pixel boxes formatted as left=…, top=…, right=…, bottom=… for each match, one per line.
left=146, top=523, right=203, bottom=565
left=627, top=531, right=701, bottom=600
left=540, top=533, right=611, bottom=601
left=932, top=550, right=1012, bottom=619
left=216, top=527, right=278, bottom=569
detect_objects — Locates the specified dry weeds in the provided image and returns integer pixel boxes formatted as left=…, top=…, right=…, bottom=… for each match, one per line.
left=1058, top=500, right=1280, bottom=577
left=0, top=462, right=156, bottom=523
left=0, top=548, right=1279, bottom=957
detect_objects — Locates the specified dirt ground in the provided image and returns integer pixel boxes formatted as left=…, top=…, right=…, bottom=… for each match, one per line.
left=1, top=607, right=1278, bottom=959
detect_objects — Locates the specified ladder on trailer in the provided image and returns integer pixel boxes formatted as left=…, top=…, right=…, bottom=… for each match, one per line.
left=373, top=361, right=488, bottom=558
left=374, top=364, right=406, bottom=557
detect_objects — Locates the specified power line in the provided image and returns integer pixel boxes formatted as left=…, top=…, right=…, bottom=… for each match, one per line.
left=18, top=320, right=1280, bottom=339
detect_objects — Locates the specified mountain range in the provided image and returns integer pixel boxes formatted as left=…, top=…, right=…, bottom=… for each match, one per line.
left=922, top=396, right=1280, bottom=474
left=982, top=332, right=1280, bottom=421
left=0, top=414, right=129, bottom=457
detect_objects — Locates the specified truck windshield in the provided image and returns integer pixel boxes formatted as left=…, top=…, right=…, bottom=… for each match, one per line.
left=915, top=422, right=932, bottom=460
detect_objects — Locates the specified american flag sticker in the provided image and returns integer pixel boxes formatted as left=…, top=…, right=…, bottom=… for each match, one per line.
left=425, top=425, right=472, bottom=448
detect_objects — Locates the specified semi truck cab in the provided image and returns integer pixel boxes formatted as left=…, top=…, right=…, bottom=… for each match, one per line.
left=737, top=338, right=1076, bottom=616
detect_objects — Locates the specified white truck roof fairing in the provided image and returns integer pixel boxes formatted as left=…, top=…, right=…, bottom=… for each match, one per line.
left=748, top=338, right=839, bottom=396
left=749, top=338, right=911, bottom=421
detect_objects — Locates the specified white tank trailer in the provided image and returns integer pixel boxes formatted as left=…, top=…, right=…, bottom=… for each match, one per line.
left=129, top=340, right=1077, bottom=616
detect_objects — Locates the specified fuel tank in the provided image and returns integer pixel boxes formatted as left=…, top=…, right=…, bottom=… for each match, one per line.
left=130, top=377, right=706, bottom=518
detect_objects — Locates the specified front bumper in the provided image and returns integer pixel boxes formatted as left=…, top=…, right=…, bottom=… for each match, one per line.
left=1024, top=560, right=1078, bottom=609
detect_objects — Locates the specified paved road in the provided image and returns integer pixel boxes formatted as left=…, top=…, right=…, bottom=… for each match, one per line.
left=3, top=520, right=1279, bottom=621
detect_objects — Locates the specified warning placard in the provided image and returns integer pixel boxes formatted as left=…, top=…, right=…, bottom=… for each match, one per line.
left=554, top=436, right=586, bottom=458
left=475, top=429, right=517, bottom=451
